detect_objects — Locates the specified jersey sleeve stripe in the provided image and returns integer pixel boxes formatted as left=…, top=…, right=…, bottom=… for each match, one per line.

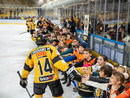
left=52, top=56, right=62, bottom=64
left=50, top=48, right=53, bottom=54
left=29, top=53, right=32, bottom=59
left=24, top=63, right=33, bottom=72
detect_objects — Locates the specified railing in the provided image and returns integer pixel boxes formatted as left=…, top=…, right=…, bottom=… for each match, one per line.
left=76, top=30, right=126, bottom=65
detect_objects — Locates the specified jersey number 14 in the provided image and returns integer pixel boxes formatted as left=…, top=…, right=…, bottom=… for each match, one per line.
left=38, top=58, right=53, bottom=75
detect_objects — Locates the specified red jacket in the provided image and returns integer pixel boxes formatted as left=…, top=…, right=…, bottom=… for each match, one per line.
left=115, top=88, right=130, bottom=98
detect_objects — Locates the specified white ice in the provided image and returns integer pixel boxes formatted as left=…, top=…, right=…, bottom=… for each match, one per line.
left=0, top=25, right=79, bottom=98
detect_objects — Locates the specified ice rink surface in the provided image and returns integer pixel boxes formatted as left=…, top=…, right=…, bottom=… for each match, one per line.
left=0, top=25, right=79, bottom=98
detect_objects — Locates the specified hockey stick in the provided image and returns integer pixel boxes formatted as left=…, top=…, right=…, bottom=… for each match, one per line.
left=19, top=32, right=27, bottom=34
left=17, top=71, right=34, bottom=98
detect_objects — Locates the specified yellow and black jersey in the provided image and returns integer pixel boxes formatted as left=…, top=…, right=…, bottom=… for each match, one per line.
left=28, top=22, right=35, bottom=30
left=32, top=18, right=35, bottom=23
left=22, top=45, right=69, bottom=83
left=41, top=17, right=44, bottom=22
left=76, top=66, right=93, bottom=97
left=26, top=18, right=31, bottom=25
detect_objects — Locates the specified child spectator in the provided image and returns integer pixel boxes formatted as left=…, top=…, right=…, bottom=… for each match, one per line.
left=115, top=65, right=130, bottom=88
left=50, top=31, right=56, bottom=40
left=62, top=44, right=85, bottom=88
left=73, top=48, right=97, bottom=98
left=61, top=33, right=67, bottom=42
left=82, top=70, right=126, bottom=98
left=42, top=25, right=48, bottom=35
left=74, top=48, right=97, bottom=67
left=62, top=27, right=67, bottom=34
left=82, top=65, right=112, bottom=98
left=57, top=34, right=62, bottom=42
left=67, top=27, right=73, bottom=37
left=52, top=39, right=59, bottom=47
left=46, top=39, right=51, bottom=45
left=53, top=25, right=59, bottom=33
left=92, top=55, right=114, bottom=72
left=66, top=33, right=72, bottom=45
left=58, top=41, right=67, bottom=53
left=114, top=65, right=120, bottom=70
left=47, top=34, right=52, bottom=41
left=60, top=36, right=80, bottom=55
left=64, top=43, right=86, bottom=63
left=103, top=65, right=130, bottom=98
left=106, top=71, right=126, bottom=98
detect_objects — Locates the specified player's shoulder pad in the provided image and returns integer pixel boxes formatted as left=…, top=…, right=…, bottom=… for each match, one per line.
left=27, top=48, right=37, bottom=59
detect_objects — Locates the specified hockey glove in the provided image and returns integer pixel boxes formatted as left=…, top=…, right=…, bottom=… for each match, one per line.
left=20, top=78, right=28, bottom=88
left=66, top=66, right=82, bottom=82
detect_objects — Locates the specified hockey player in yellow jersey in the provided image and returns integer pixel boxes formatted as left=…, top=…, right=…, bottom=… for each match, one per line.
left=19, top=35, right=82, bottom=98
left=41, top=16, right=44, bottom=22
left=28, top=19, right=35, bottom=37
left=32, top=16, right=35, bottom=23
left=26, top=16, right=31, bottom=32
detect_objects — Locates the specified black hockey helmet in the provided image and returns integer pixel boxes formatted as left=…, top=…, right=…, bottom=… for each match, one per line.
left=36, top=35, right=47, bottom=46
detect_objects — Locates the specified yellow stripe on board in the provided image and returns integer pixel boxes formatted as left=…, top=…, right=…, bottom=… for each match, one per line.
left=92, top=51, right=118, bottom=66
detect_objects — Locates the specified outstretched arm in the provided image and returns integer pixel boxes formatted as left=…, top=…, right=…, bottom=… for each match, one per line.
left=63, top=55, right=77, bottom=62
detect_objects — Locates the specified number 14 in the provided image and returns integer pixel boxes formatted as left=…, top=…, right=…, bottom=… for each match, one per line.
left=38, top=58, right=53, bottom=75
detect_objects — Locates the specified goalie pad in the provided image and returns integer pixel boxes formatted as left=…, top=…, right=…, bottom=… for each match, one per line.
left=66, top=66, right=81, bottom=82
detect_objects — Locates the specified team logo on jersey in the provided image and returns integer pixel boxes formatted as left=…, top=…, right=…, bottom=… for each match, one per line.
left=39, top=74, right=55, bottom=82
left=36, top=52, right=47, bottom=57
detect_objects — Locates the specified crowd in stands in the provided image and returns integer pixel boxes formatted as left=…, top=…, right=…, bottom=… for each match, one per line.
left=61, top=16, right=129, bottom=43
left=1, top=11, right=129, bottom=43
left=23, top=16, right=130, bottom=98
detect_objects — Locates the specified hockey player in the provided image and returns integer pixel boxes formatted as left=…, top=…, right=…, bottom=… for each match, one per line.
left=32, top=16, right=35, bottom=23
left=37, top=18, right=43, bottom=29
left=19, top=35, right=82, bottom=98
left=28, top=19, right=35, bottom=37
left=26, top=16, right=31, bottom=32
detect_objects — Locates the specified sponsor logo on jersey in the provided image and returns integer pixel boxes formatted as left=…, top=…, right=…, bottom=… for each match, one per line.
left=39, top=74, right=55, bottom=82
left=37, top=56, right=47, bottom=59
left=36, top=52, right=47, bottom=57
left=31, top=47, right=50, bottom=55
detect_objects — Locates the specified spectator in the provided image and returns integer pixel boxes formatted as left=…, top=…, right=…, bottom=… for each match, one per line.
left=82, top=65, right=112, bottom=98
left=76, top=18, right=81, bottom=30
left=62, top=27, right=67, bottom=34
left=50, top=31, right=56, bottom=40
left=61, top=33, right=67, bottom=42
left=118, top=27, right=125, bottom=42
left=56, top=32, right=62, bottom=42
left=73, top=48, right=97, bottom=98
left=67, top=27, right=73, bottom=38
left=69, top=17, right=76, bottom=34
left=92, top=55, right=114, bottom=72
left=123, top=23, right=130, bottom=66
left=66, top=33, right=72, bottom=45
left=37, top=18, right=42, bottom=29
left=63, top=18, right=67, bottom=27
left=52, top=39, right=59, bottom=47
left=60, top=36, right=80, bottom=56
left=58, top=41, right=67, bottom=53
